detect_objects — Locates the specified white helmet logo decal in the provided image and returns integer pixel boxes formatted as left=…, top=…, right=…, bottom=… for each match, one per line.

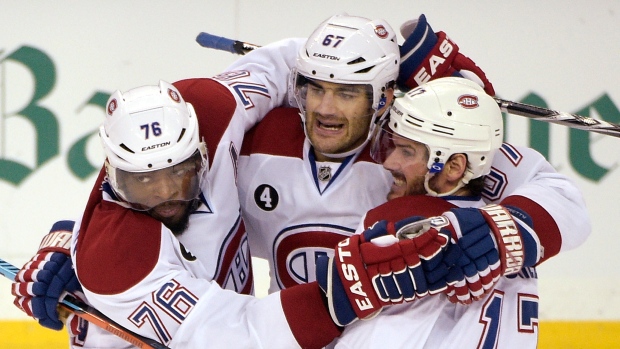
left=458, top=94, right=479, bottom=109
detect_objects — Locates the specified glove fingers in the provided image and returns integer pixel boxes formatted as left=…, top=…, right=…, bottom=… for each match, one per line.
left=409, top=267, right=429, bottom=298
left=463, top=237, right=496, bottom=260
left=443, top=243, right=463, bottom=266
left=421, top=250, right=444, bottom=270
left=423, top=261, right=449, bottom=284
left=48, top=258, right=79, bottom=297
left=38, top=315, right=64, bottom=331
left=379, top=274, right=403, bottom=304
left=13, top=297, right=34, bottom=317
left=446, top=267, right=464, bottom=285
left=393, top=270, right=416, bottom=301
left=373, top=274, right=390, bottom=302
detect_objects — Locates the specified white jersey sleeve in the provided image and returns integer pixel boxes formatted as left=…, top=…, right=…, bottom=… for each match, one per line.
left=222, top=37, right=306, bottom=110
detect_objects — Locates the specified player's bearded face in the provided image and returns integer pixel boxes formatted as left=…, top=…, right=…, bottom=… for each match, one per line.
left=148, top=200, right=195, bottom=236
left=381, top=135, right=431, bottom=201
left=303, top=80, right=373, bottom=160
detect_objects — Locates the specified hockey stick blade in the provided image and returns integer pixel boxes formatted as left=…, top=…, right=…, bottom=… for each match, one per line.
left=495, top=97, right=620, bottom=138
left=0, top=257, right=170, bottom=349
left=195, top=33, right=620, bottom=139
left=196, top=32, right=259, bottom=55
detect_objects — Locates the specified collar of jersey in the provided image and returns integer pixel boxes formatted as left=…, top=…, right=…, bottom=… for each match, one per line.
left=308, top=146, right=354, bottom=195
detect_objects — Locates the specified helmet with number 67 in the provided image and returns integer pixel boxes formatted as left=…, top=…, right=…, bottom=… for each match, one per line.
left=99, top=80, right=208, bottom=210
left=294, top=13, right=400, bottom=157
left=371, top=77, right=503, bottom=195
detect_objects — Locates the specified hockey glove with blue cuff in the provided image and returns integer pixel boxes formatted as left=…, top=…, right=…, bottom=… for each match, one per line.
left=12, top=220, right=83, bottom=335
left=398, top=14, right=495, bottom=96
left=420, top=204, right=540, bottom=304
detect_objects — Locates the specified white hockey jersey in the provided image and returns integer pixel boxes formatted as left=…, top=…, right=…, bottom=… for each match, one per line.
left=69, top=40, right=342, bottom=349
left=238, top=106, right=590, bottom=298
left=332, top=194, right=539, bottom=349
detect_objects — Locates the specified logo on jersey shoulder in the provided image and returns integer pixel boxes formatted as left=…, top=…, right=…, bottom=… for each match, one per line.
left=254, top=184, right=279, bottom=211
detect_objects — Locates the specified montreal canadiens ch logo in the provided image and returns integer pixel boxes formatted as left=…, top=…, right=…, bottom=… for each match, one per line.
left=375, top=25, right=389, bottom=39
left=273, top=225, right=353, bottom=289
left=458, top=94, right=479, bottom=109
left=107, top=99, right=117, bottom=115
left=168, top=88, right=181, bottom=102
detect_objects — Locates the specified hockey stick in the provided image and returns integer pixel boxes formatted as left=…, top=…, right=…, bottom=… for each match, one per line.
left=0, top=258, right=170, bottom=349
left=494, top=98, right=620, bottom=138
left=196, top=32, right=259, bottom=55
left=196, top=31, right=620, bottom=139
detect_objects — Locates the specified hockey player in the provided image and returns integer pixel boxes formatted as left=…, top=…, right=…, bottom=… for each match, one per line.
left=321, top=76, right=541, bottom=348
left=13, top=80, right=445, bottom=348
left=238, top=12, right=589, bottom=304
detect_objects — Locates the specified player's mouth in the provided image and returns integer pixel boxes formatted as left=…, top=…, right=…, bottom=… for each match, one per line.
left=315, top=119, right=344, bottom=135
left=152, top=201, right=186, bottom=218
left=391, top=172, right=407, bottom=189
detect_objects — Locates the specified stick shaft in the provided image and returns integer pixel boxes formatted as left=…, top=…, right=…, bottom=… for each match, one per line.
left=495, top=98, right=620, bottom=138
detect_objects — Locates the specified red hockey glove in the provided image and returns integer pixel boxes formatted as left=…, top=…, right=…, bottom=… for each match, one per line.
left=12, top=220, right=83, bottom=334
left=398, top=14, right=495, bottom=96
left=359, top=218, right=451, bottom=302
left=315, top=218, right=450, bottom=326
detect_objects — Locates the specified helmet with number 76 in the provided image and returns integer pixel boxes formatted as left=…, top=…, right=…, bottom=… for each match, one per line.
left=99, top=80, right=208, bottom=210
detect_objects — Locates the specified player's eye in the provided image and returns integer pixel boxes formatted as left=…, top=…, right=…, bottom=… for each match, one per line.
left=134, top=174, right=152, bottom=184
left=308, top=84, right=324, bottom=95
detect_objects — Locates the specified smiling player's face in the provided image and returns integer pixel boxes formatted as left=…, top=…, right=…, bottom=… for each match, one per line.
left=381, top=135, right=430, bottom=201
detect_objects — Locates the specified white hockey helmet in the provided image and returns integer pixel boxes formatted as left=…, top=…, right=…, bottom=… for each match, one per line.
left=371, top=77, right=503, bottom=195
left=294, top=13, right=400, bottom=156
left=100, top=80, right=207, bottom=210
